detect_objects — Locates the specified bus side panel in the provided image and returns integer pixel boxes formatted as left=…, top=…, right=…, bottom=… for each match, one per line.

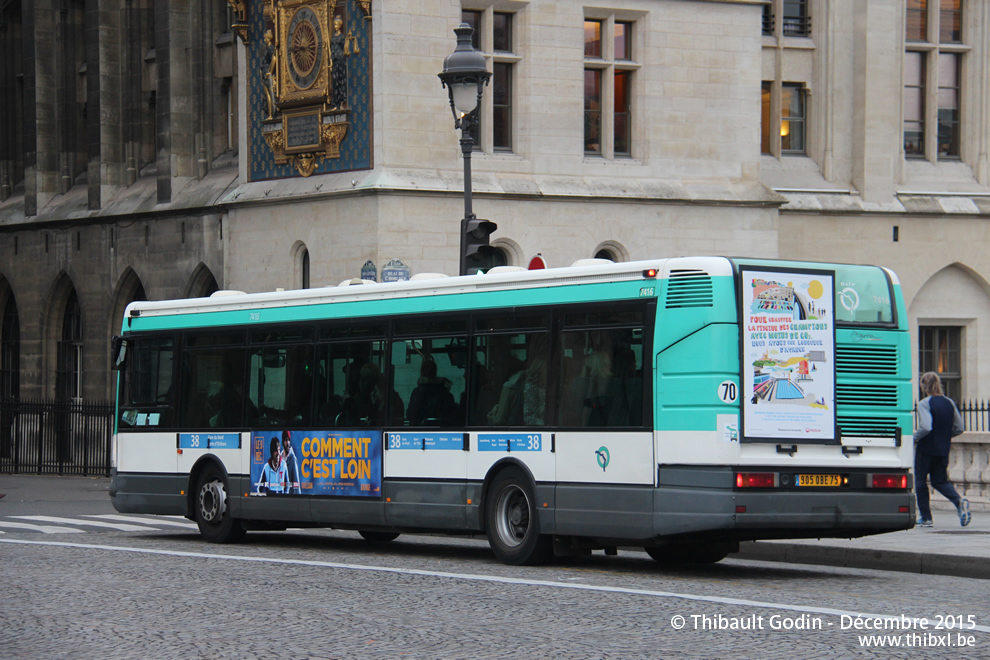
left=111, top=432, right=186, bottom=515
left=118, top=432, right=178, bottom=473
left=384, top=480, right=469, bottom=529
left=554, top=485, right=655, bottom=539
left=110, top=470, right=188, bottom=515
left=311, top=497, right=385, bottom=527
left=554, top=431, right=654, bottom=538
left=655, top=323, right=741, bottom=465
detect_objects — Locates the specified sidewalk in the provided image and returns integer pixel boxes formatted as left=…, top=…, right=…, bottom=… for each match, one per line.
left=734, top=505, right=990, bottom=579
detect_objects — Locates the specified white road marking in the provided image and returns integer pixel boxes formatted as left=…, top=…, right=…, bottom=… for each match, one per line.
left=3, top=538, right=988, bottom=635
left=84, top=514, right=199, bottom=530
left=0, top=521, right=85, bottom=534
left=12, top=515, right=154, bottom=532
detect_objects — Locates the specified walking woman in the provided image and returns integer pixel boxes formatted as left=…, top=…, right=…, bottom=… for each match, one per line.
left=914, top=372, right=971, bottom=528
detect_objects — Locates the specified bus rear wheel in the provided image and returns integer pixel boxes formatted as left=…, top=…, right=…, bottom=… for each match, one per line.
left=485, top=468, right=552, bottom=565
left=195, top=466, right=245, bottom=544
left=645, top=542, right=733, bottom=565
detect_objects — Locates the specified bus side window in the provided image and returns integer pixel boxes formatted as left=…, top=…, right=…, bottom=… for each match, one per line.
left=248, top=345, right=314, bottom=427
left=560, top=327, right=643, bottom=428
left=179, top=346, right=246, bottom=429
left=392, top=336, right=466, bottom=428
left=317, top=339, right=393, bottom=427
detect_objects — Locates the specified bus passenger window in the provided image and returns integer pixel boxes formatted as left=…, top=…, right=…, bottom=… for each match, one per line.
left=392, top=336, right=466, bottom=427
left=315, top=340, right=395, bottom=427
left=560, top=328, right=643, bottom=428
left=470, top=332, right=549, bottom=427
left=178, top=347, right=246, bottom=429
left=248, top=345, right=313, bottom=427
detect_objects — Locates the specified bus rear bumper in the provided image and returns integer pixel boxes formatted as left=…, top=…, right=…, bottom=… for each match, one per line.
left=654, top=486, right=915, bottom=541
left=109, top=470, right=188, bottom=516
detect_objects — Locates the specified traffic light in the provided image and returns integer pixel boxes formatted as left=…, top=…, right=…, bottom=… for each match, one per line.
left=461, top=216, right=498, bottom=275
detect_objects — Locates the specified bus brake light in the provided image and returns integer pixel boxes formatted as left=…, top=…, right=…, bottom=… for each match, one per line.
left=736, top=472, right=775, bottom=488
left=642, top=268, right=658, bottom=278
left=871, top=474, right=907, bottom=489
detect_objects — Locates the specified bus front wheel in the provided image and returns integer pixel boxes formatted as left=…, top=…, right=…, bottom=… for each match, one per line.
left=195, top=467, right=245, bottom=544
left=485, top=468, right=552, bottom=565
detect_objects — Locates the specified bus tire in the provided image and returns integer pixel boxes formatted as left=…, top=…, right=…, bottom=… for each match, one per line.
left=195, top=466, right=245, bottom=544
left=645, top=543, right=731, bottom=565
left=359, top=531, right=400, bottom=543
left=485, top=467, right=552, bottom=565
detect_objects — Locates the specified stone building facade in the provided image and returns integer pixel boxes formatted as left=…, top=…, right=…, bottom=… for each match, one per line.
left=1, top=0, right=989, bottom=419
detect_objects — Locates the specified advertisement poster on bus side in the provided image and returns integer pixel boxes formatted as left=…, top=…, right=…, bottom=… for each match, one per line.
left=740, top=268, right=836, bottom=442
left=250, top=430, right=381, bottom=497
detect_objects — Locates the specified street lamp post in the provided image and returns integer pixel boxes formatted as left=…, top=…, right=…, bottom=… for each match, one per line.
left=439, top=23, right=496, bottom=276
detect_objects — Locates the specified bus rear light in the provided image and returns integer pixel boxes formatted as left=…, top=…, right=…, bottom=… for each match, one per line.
left=899, top=506, right=910, bottom=513
left=735, top=505, right=747, bottom=513
left=871, top=474, right=907, bottom=489
left=642, top=268, right=658, bottom=278
left=736, top=472, right=775, bottom=488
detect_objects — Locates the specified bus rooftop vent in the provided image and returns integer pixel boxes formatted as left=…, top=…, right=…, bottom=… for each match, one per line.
left=409, top=273, right=451, bottom=280
left=485, top=266, right=526, bottom=275
left=210, top=290, right=247, bottom=297
left=570, top=258, right=614, bottom=267
left=664, top=269, right=713, bottom=308
left=338, top=278, right=377, bottom=286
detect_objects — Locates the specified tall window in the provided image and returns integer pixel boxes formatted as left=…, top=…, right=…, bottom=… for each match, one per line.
left=904, top=0, right=964, bottom=160
left=461, top=9, right=517, bottom=153
left=584, top=16, right=638, bottom=158
left=0, top=295, right=19, bottom=401
left=57, top=290, right=83, bottom=401
left=761, top=81, right=807, bottom=156
left=918, top=325, right=962, bottom=403
left=781, top=84, right=806, bottom=153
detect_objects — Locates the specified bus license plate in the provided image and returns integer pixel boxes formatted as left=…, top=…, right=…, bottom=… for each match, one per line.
left=796, top=474, right=842, bottom=487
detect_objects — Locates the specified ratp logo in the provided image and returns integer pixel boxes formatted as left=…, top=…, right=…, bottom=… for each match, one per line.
left=595, top=446, right=610, bottom=472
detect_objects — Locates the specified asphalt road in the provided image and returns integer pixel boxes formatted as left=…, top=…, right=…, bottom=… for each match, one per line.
left=1, top=475, right=989, bottom=659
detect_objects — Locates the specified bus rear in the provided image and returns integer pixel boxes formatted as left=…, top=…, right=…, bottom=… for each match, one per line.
left=652, top=257, right=913, bottom=556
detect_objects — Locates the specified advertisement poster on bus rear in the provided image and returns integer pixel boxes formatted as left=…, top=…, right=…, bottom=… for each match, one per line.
left=250, top=430, right=381, bottom=497
left=740, top=268, right=836, bottom=443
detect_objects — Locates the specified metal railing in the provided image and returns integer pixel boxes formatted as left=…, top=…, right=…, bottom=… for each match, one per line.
left=0, top=398, right=113, bottom=476
left=957, top=400, right=990, bottom=433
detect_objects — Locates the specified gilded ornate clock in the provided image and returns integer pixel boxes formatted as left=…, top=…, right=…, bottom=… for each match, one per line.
left=287, top=6, right=323, bottom=90
left=276, top=0, right=331, bottom=105
left=262, top=0, right=352, bottom=177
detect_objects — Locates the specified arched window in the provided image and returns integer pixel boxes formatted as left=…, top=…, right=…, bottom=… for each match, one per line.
left=594, top=249, right=615, bottom=262
left=57, top=290, right=83, bottom=401
left=302, top=248, right=310, bottom=289
left=1, top=295, right=19, bottom=401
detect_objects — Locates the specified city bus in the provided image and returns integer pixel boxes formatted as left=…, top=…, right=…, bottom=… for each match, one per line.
left=109, top=256, right=914, bottom=565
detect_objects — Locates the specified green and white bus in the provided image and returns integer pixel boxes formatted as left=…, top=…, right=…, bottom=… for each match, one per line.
left=110, top=257, right=914, bottom=565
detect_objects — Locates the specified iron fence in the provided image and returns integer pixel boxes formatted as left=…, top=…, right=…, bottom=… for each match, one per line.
left=957, top=399, right=990, bottom=433
left=0, top=398, right=113, bottom=476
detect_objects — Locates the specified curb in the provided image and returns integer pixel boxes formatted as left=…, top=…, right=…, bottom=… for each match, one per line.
left=733, top=541, right=990, bottom=580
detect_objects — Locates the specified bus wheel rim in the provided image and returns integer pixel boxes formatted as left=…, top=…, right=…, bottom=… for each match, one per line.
left=199, top=479, right=226, bottom=523
left=495, top=484, right=530, bottom=548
